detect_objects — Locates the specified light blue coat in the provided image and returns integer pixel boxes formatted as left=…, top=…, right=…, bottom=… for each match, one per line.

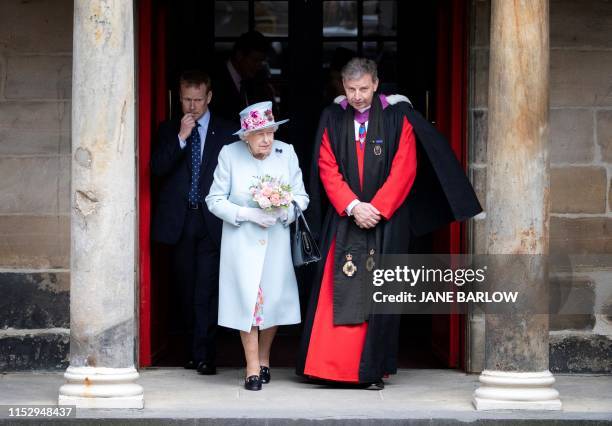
left=205, top=140, right=309, bottom=332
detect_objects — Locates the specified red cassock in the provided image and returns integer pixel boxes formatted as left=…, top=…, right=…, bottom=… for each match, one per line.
left=304, top=116, right=418, bottom=382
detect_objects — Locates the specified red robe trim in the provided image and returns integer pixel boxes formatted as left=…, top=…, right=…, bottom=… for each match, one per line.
left=304, top=116, right=417, bottom=382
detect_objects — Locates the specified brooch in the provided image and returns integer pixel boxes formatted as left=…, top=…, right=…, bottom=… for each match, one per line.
left=275, top=148, right=283, bottom=153
left=342, top=253, right=357, bottom=277
left=372, top=139, right=383, bottom=156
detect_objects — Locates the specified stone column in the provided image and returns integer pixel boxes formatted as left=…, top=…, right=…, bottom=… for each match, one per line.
left=58, top=0, right=143, bottom=408
left=472, top=0, right=561, bottom=410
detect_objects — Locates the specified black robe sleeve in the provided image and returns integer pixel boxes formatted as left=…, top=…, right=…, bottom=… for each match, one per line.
left=399, top=103, right=483, bottom=236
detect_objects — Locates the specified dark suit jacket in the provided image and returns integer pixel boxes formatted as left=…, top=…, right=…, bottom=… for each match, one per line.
left=210, top=61, right=277, bottom=122
left=210, top=63, right=244, bottom=122
left=150, top=113, right=236, bottom=247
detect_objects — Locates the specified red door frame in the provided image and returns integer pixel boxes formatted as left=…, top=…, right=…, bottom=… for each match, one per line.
left=432, top=0, right=470, bottom=369
left=137, top=0, right=153, bottom=367
left=138, top=0, right=168, bottom=367
left=137, top=0, right=471, bottom=369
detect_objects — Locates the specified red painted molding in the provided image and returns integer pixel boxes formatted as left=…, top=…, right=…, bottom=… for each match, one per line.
left=137, top=0, right=153, bottom=367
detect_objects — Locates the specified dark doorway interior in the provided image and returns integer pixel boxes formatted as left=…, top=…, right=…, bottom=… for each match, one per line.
left=146, top=0, right=458, bottom=370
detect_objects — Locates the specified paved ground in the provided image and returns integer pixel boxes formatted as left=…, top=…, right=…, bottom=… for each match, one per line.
left=0, top=368, right=611, bottom=424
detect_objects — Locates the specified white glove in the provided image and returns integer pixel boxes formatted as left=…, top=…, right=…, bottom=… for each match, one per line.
left=272, top=208, right=289, bottom=222
left=238, top=207, right=277, bottom=228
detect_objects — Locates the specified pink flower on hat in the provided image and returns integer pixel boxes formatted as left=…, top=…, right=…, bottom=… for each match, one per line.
left=235, top=101, right=288, bottom=135
left=241, top=114, right=268, bottom=131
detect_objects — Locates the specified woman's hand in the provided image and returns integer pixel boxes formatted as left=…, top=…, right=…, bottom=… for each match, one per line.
left=238, top=207, right=277, bottom=228
left=272, top=208, right=289, bottom=222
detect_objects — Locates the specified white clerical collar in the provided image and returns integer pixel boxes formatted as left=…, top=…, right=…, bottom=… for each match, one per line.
left=226, top=60, right=242, bottom=92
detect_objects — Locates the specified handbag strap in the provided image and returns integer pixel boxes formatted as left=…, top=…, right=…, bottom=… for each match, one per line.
left=291, top=200, right=312, bottom=234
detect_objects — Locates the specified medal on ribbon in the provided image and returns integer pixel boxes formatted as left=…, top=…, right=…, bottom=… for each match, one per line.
left=366, top=248, right=376, bottom=272
left=342, top=253, right=357, bottom=277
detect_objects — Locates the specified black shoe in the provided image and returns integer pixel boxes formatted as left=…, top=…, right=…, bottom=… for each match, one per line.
left=184, top=360, right=197, bottom=370
left=244, top=375, right=262, bottom=391
left=196, top=361, right=217, bottom=375
left=366, top=380, right=385, bottom=390
left=259, top=366, right=271, bottom=384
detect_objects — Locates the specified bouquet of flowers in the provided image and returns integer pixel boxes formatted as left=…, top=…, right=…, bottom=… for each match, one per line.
left=249, top=175, right=293, bottom=212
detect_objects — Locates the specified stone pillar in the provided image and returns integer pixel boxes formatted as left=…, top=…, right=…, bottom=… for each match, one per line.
left=58, top=0, right=143, bottom=408
left=473, top=0, right=561, bottom=410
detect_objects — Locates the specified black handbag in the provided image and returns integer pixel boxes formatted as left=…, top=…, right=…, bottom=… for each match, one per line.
left=291, top=200, right=321, bottom=267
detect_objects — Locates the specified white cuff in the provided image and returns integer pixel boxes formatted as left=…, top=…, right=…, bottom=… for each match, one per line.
left=236, top=207, right=248, bottom=222
left=178, top=135, right=187, bottom=149
left=346, top=199, right=360, bottom=216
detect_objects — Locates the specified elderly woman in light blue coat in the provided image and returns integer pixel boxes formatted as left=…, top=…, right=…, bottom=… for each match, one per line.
left=205, top=101, right=308, bottom=391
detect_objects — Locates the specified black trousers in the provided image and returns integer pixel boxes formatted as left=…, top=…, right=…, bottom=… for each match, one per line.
left=173, top=208, right=219, bottom=363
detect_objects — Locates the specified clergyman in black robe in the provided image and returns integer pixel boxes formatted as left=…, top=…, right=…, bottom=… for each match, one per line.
left=296, top=58, right=482, bottom=387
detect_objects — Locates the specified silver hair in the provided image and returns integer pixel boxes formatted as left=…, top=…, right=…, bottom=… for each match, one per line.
left=239, top=126, right=278, bottom=141
left=341, top=57, right=378, bottom=82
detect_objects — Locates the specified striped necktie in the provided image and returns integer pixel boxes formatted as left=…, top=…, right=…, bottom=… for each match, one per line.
left=358, top=121, right=366, bottom=150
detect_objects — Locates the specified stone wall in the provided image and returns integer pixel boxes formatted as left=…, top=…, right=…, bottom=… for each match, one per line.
left=0, top=0, right=73, bottom=370
left=468, top=0, right=612, bottom=373
left=0, top=0, right=609, bottom=373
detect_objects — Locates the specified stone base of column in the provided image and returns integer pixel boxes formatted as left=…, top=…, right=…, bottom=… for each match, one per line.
left=58, top=366, right=144, bottom=409
left=473, top=370, right=562, bottom=410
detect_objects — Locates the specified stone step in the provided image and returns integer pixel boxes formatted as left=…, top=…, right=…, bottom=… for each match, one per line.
left=0, top=368, right=610, bottom=424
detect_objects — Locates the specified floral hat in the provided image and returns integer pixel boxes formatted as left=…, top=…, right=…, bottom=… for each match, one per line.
left=233, top=101, right=289, bottom=136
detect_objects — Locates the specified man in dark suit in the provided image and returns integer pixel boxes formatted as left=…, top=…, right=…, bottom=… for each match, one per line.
left=210, top=30, right=276, bottom=122
left=151, top=70, right=234, bottom=375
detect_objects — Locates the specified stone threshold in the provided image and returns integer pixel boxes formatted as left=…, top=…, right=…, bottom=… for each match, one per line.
left=0, top=368, right=610, bottom=423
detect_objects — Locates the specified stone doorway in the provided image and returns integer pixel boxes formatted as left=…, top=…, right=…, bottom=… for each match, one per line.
left=137, top=0, right=471, bottom=371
